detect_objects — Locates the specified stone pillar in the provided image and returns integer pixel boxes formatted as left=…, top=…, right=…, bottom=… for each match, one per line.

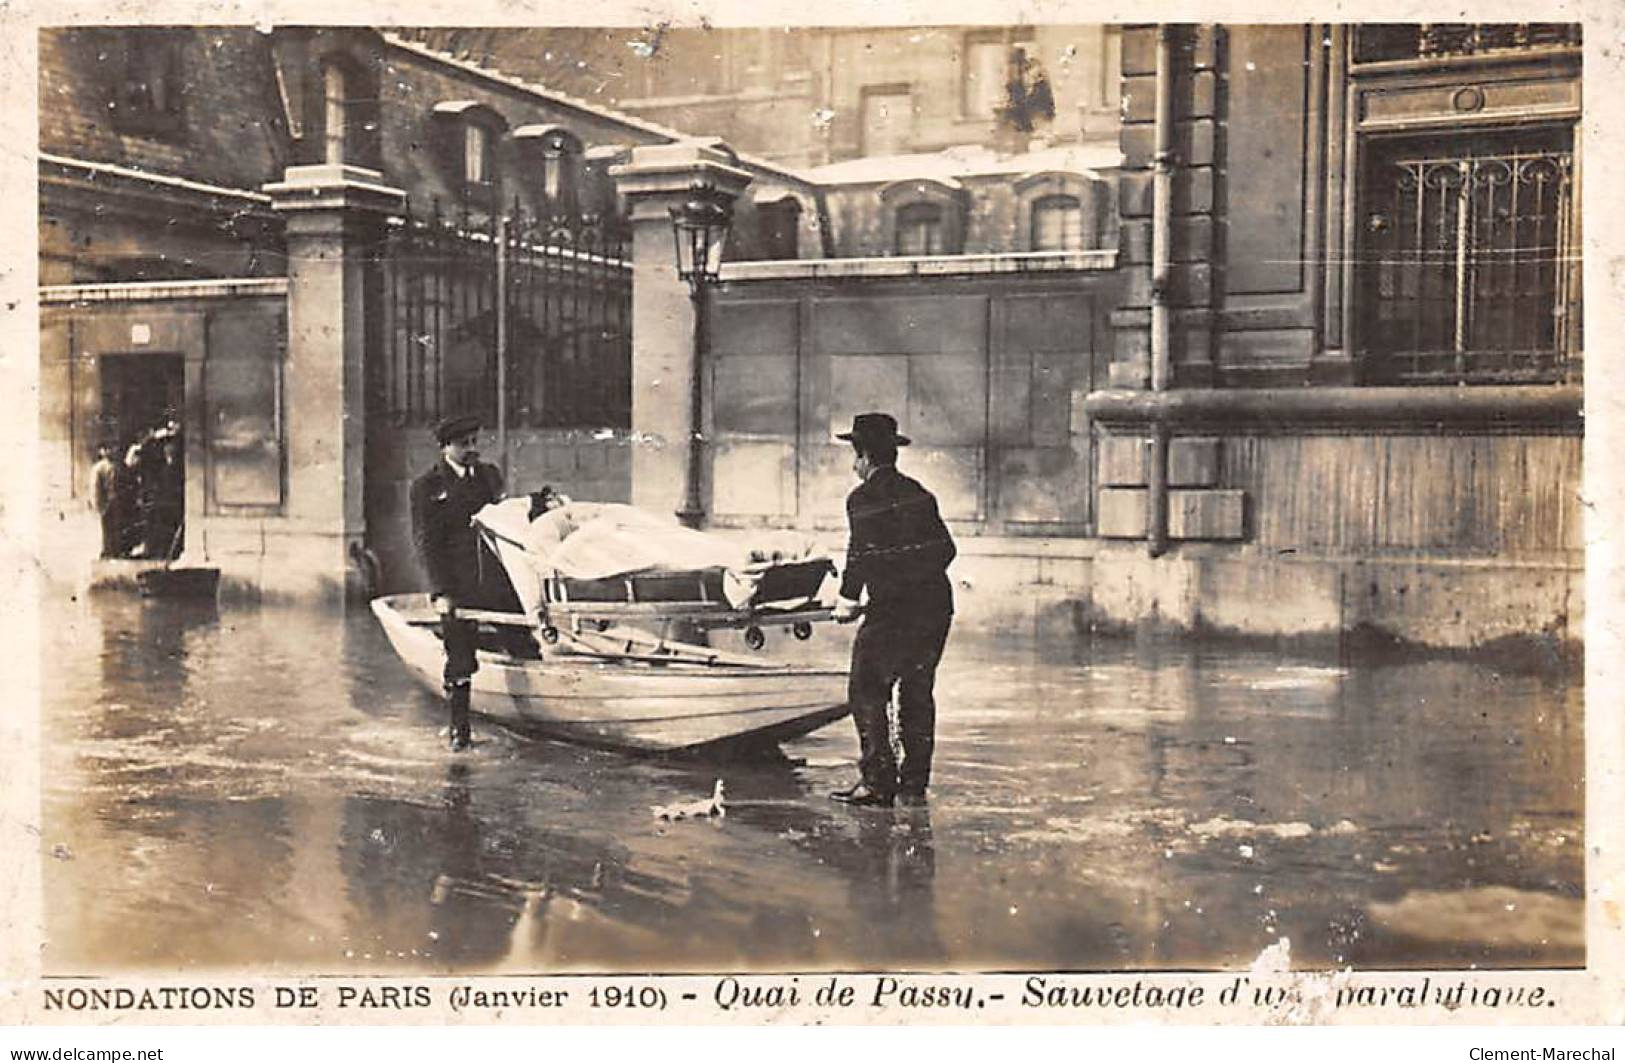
left=263, top=163, right=404, bottom=599
left=611, top=141, right=752, bottom=523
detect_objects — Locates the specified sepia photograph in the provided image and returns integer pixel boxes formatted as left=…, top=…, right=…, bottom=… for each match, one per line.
left=18, top=10, right=1600, bottom=1006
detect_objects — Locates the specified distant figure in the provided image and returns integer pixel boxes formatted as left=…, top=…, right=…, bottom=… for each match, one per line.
left=124, top=440, right=151, bottom=558
left=829, top=413, right=957, bottom=809
left=145, top=437, right=185, bottom=560
left=91, top=444, right=124, bottom=559
left=410, top=414, right=509, bottom=752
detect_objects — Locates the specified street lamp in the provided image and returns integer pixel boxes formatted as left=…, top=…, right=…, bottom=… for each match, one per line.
left=669, top=187, right=732, bottom=528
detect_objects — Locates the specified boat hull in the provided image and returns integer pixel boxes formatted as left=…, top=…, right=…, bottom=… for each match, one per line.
left=370, top=595, right=850, bottom=754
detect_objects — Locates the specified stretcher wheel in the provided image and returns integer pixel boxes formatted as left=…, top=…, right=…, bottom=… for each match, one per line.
left=540, top=626, right=559, bottom=644
left=792, top=621, right=813, bottom=641
left=743, top=626, right=766, bottom=651
left=596, top=619, right=612, bottom=632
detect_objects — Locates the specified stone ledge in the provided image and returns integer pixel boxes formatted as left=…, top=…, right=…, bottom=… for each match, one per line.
left=41, top=278, right=289, bottom=305
left=722, top=249, right=1116, bottom=282
left=1086, top=384, right=1582, bottom=433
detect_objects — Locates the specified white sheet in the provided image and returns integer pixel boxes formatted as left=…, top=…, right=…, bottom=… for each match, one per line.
left=474, top=500, right=824, bottom=614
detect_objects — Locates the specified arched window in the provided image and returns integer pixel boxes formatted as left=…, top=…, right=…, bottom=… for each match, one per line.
left=896, top=203, right=944, bottom=256
left=1031, top=194, right=1083, bottom=251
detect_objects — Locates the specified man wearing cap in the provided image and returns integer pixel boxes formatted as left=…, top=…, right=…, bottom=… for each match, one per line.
left=410, top=414, right=507, bottom=751
left=830, top=412, right=957, bottom=808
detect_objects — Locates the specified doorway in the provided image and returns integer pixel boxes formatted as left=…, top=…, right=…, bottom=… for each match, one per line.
left=99, top=353, right=185, bottom=559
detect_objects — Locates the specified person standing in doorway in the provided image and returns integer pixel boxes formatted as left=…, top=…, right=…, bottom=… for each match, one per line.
left=92, top=443, right=124, bottom=559
left=829, top=413, right=957, bottom=808
left=148, top=435, right=185, bottom=560
left=410, top=414, right=507, bottom=752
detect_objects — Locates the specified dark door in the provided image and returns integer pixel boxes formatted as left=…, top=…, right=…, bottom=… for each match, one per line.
left=99, top=353, right=185, bottom=558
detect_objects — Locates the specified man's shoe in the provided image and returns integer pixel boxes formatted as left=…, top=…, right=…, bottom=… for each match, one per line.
left=450, top=731, right=472, bottom=753
left=830, top=784, right=894, bottom=808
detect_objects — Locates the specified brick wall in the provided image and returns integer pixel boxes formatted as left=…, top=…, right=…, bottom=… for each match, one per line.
left=40, top=28, right=290, bottom=189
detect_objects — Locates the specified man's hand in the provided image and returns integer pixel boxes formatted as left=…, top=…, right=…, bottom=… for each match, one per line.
left=431, top=593, right=455, bottom=617
left=832, top=597, right=862, bottom=624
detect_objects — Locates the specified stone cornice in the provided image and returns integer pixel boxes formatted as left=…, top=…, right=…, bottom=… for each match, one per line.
left=1085, top=384, right=1584, bottom=434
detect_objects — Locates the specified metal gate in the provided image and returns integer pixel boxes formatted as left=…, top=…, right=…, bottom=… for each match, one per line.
left=377, top=199, right=632, bottom=441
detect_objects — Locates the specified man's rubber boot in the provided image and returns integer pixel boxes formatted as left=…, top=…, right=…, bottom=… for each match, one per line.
left=447, top=682, right=472, bottom=752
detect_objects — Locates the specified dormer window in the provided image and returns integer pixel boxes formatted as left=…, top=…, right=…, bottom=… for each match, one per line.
left=879, top=178, right=967, bottom=256
left=514, top=125, right=583, bottom=215
left=1014, top=171, right=1106, bottom=252
left=756, top=193, right=802, bottom=259
left=433, top=101, right=508, bottom=200
left=110, top=29, right=183, bottom=138
left=896, top=203, right=944, bottom=255
left=1031, top=194, right=1083, bottom=251
left=464, top=123, right=491, bottom=185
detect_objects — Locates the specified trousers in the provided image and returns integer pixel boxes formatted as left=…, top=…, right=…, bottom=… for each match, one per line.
left=847, top=609, right=952, bottom=797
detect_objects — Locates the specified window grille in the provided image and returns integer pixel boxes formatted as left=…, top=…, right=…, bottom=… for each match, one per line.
left=1359, top=133, right=1579, bottom=384
left=1354, top=23, right=1579, bottom=64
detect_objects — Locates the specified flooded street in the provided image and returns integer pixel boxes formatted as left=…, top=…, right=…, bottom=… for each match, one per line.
left=40, top=593, right=1582, bottom=975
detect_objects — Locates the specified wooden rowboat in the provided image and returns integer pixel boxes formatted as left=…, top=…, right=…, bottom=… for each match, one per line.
left=370, top=593, right=851, bottom=755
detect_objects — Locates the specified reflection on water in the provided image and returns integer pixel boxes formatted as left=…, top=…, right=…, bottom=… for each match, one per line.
left=41, top=593, right=1582, bottom=973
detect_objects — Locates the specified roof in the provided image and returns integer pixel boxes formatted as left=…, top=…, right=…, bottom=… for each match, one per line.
left=807, top=141, right=1123, bottom=186
left=382, top=34, right=818, bottom=192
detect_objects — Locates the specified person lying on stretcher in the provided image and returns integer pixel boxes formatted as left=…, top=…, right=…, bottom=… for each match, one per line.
left=474, top=490, right=829, bottom=614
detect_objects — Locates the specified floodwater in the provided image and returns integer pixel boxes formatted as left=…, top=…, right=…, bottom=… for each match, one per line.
left=40, top=592, right=1582, bottom=974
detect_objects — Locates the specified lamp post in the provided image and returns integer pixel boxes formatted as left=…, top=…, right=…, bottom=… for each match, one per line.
left=669, top=187, right=732, bottom=529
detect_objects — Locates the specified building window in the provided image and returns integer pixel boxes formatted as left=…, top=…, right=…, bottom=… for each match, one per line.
left=1100, top=27, right=1123, bottom=111
left=464, top=123, right=492, bottom=186
left=111, top=30, right=183, bottom=137
left=537, top=130, right=580, bottom=213
left=322, top=62, right=349, bottom=165
left=860, top=86, right=913, bottom=156
left=757, top=198, right=801, bottom=259
left=1357, top=128, right=1579, bottom=384
left=1354, top=23, right=1580, bottom=64
left=895, top=203, right=944, bottom=256
left=963, top=34, right=1008, bottom=118
left=1030, top=194, right=1083, bottom=251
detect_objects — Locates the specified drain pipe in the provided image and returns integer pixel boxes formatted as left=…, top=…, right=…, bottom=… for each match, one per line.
left=1147, top=24, right=1177, bottom=558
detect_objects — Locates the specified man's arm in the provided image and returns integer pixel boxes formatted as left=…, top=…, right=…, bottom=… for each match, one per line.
left=916, top=492, right=957, bottom=573
left=409, top=475, right=452, bottom=596
left=838, top=488, right=883, bottom=605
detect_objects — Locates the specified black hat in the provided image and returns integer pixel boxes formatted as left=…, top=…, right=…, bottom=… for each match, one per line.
left=836, top=412, right=911, bottom=448
left=434, top=414, right=482, bottom=445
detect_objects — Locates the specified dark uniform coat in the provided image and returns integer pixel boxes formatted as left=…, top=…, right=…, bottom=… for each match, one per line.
left=839, top=464, right=956, bottom=799
left=410, top=458, right=505, bottom=602
left=839, top=465, right=956, bottom=621
left=410, top=458, right=515, bottom=686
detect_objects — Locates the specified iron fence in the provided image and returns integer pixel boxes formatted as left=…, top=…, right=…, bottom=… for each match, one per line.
left=378, top=199, right=631, bottom=430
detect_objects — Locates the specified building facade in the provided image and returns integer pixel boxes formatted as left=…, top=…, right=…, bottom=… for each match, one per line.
left=37, top=23, right=1583, bottom=657
left=1085, top=23, right=1582, bottom=653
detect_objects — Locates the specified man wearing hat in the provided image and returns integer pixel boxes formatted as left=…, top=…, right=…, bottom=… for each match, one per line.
left=410, top=414, right=508, bottom=751
left=830, top=412, right=957, bottom=808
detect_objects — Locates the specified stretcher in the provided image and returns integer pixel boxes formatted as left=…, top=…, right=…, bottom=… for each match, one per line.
left=538, top=557, right=837, bottom=650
